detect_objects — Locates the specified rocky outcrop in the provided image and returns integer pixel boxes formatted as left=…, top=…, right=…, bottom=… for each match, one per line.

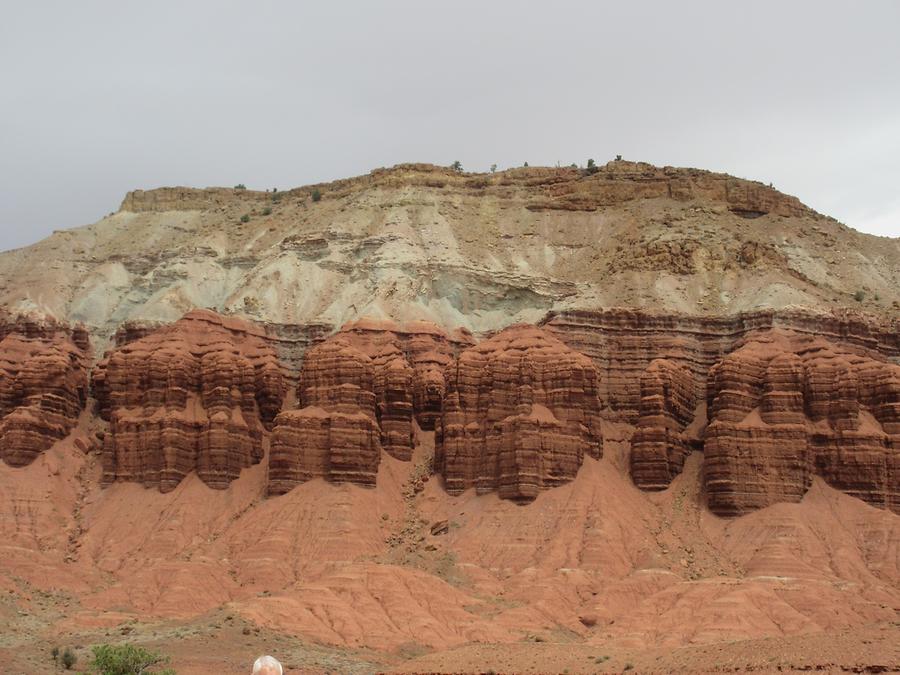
left=269, top=337, right=381, bottom=493
left=630, top=359, right=699, bottom=490
left=268, top=319, right=471, bottom=494
left=704, top=331, right=900, bottom=515
left=0, top=314, right=89, bottom=466
left=435, top=325, right=603, bottom=501
left=94, top=309, right=284, bottom=492
left=544, top=308, right=900, bottom=424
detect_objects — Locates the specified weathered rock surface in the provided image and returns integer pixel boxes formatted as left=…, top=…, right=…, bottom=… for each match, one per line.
left=435, top=325, right=603, bottom=501
left=630, top=359, right=699, bottom=490
left=268, top=319, right=471, bottom=494
left=3, top=162, right=898, bottom=340
left=0, top=313, right=89, bottom=466
left=704, top=331, right=900, bottom=515
left=545, top=308, right=900, bottom=424
left=94, top=309, right=284, bottom=492
left=269, top=336, right=382, bottom=493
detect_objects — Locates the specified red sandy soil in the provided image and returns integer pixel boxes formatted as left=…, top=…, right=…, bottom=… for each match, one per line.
left=0, top=418, right=897, bottom=673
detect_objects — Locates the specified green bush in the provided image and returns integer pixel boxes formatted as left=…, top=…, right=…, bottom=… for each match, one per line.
left=586, top=158, right=598, bottom=175
left=233, top=183, right=246, bottom=190
left=240, top=214, right=250, bottom=223
left=262, top=207, right=272, bottom=216
left=311, top=188, right=322, bottom=202
left=854, top=289, right=866, bottom=302
left=87, top=644, right=174, bottom=674
left=450, top=160, right=463, bottom=172
left=61, top=647, right=77, bottom=670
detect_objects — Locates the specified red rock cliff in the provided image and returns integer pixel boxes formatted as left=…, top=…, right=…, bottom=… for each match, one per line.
left=268, top=319, right=471, bottom=494
left=704, top=330, right=899, bottom=515
left=435, top=325, right=603, bottom=501
left=93, top=309, right=284, bottom=492
left=0, top=314, right=89, bottom=466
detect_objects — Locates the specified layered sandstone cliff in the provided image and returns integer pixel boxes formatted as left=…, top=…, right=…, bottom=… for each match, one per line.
left=268, top=336, right=382, bottom=493
left=93, top=309, right=284, bottom=492
left=2, top=161, right=897, bottom=341
left=630, top=359, right=700, bottom=490
left=0, top=313, right=89, bottom=466
left=268, top=319, right=471, bottom=494
left=704, top=331, right=900, bottom=515
left=435, top=325, right=603, bottom=501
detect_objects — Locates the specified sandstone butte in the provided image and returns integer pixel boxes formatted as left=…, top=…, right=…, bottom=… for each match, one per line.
left=0, top=161, right=898, bottom=674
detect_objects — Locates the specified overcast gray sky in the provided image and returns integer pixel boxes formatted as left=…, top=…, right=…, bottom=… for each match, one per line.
left=2, top=1, right=898, bottom=251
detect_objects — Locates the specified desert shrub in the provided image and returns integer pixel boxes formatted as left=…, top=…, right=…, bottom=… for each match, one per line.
left=233, top=183, right=246, bottom=190
left=88, top=644, right=174, bottom=674
left=262, top=207, right=272, bottom=216
left=61, top=647, right=77, bottom=670
left=490, top=163, right=497, bottom=173
left=450, top=160, right=463, bottom=172
left=854, top=289, right=866, bottom=302
left=240, top=214, right=250, bottom=223
left=51, top=646, right=60, bottom=661
left=615, top=154, right=622, bottom=161
left=311, top=188, right=322, bottom=202
left=586, top=158, right=598, bottom=175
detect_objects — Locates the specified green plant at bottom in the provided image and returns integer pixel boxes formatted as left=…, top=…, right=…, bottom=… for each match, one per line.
left=87, top=643, right=175, bottom=674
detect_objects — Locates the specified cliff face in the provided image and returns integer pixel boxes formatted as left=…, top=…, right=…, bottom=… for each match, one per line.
left=435, top=325, right=604, bottom=501
left=630, top=359, right=699, bottom=490
left=1, top=161, right=899, bottom=666
left=704, top=331, right=900, bottom=515
left=1, top=162, right=897, bottom=344
left=268, top=319, right=470, bottom=494
left=0, top=313, right=89, bottom=466
left=93, top=309, right=284, bottom=492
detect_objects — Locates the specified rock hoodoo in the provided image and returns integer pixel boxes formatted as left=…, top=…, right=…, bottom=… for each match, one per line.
left=435, top=325, right=604, bottom=501
left=268, top=336, right=382, bottom=493
left=703, top=331, right=900, bottom=515
left=630, top=359, right=700, bottom=490
left=268, top=319, right=471, bottom=494
left=0, top=314, right=89, bottom=466
left=93, top=309, right=284, bottom=492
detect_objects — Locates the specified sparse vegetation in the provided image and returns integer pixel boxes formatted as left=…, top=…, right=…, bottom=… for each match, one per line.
left=523, top=161, right=529, bottom=167
left=233, top=183, right=246, bottom=190
left=61, top=647, right=77, bottom=670
left=624, top=662, right=634, bottom=671
left=311, top=188, right=322, bottom=202
left=262, top=207, right=272, bottom=216
left=490, top=163, right=497, bottom=173
left=240, top=214, right=250, bottom=223
left=854, top=289, right=866, bottom=302
left=586, top=158, right=598, bottom=175
left=615, top=154, right=622, bottom=161
left=87, top=643, right=174, bottom=674
left=450, top=160, right=463, bottom=173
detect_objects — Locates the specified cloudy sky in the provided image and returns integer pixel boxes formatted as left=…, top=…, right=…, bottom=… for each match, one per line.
left=1, top=0, right=898, bottom=251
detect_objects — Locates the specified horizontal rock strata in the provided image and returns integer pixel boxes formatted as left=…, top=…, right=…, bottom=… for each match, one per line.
left=630, top=359, right=699, bottom=490
left=0, top=314, right=89, bottom=466
left=435, top=325, right=603, bottom=501
left=93, top=309, right=284, bottom=492
left=704, top=331, right=900, bottom=515
left=268, top=319, right=472, bottom=494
